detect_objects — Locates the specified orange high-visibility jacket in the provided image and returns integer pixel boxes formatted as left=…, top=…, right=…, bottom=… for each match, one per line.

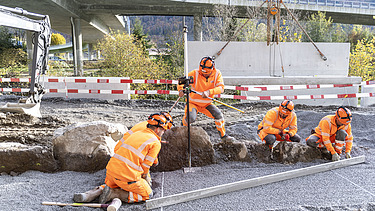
left=106, top=128, right=161, bottom=182
left=257, top=107, right=298, bottom=138
left=178, top=68, right=224, bottom=107
left=314, top=115, right=353, bottom=154
left=114, top=121, right=148, bottom=153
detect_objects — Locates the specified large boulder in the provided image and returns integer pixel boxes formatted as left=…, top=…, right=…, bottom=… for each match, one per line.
left=52, top=121, right=127, bottom=172
left=0, top=142, right=58, bottom=174
left=153, top=126, right=215, bottom=171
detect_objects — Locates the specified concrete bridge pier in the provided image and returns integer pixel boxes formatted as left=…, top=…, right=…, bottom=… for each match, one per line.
left=71, top=17, right=84, bottom=76
left=194, top=14, right=203, bottom=41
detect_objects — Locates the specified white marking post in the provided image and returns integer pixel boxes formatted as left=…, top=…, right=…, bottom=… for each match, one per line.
left=146, top=156, right=365, bottom=210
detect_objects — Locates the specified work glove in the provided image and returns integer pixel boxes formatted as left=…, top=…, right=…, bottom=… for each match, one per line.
left=178, top=90, right=184, bottom=97
left=202, top=90, right=210, bottom=98
left=279, top=131, right=290, bottom=141
left=346, top=152, right=352, bottom=159
left=332, top=153, right=340, bottom=161
left=142, top=173, right=152, bottom=187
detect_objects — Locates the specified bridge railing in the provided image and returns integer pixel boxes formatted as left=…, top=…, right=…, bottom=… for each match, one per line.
left=252, top=0, right=375, bottom=9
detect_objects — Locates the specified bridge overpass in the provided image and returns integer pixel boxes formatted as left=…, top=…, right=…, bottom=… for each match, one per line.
left=0, top=0, right=374, bottom=74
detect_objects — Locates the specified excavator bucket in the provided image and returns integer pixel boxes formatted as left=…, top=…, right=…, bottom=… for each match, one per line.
left=0, top=102, right=41, bottom=118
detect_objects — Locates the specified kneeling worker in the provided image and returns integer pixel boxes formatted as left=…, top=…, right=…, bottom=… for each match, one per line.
left=99, top=113, right=171, bottom=204
left=306, top=106, right=353, bottom=161
left=257, top=100, right=301, bottom=150
left=73, top=112, right=173, bottom=203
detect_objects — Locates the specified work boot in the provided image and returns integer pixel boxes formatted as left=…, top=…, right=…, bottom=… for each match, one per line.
left=99, top=186, right=130, bottom=204
left=221, top=135, right=235, bottom=143
left=73, top=185, right=104, bottom=203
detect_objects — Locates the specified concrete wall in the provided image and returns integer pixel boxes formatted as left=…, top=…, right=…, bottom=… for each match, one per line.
left=188, top=41, right=362, bottom=107
left=188, top=41, right=350, bottom=77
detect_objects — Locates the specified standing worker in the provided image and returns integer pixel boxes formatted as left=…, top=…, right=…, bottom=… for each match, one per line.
left=306, top=106, right=353, bottom=161
left=178, top=56, right=235, bottom=143
left=73, top=112, right=173, bottom=203
left=257, top=100, right=301, bottom=150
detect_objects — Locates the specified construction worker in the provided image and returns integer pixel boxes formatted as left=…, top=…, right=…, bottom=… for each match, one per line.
left=98, top=113, right=171, bottom=204
left=73, top=112, right=173, bottom=203
left=257, top=100, right=301, bottom=150
left=306, top=106, right=353, bottom=161
left=178, top=56, right=235, bottom=143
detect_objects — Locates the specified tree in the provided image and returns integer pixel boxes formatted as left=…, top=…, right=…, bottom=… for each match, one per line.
left=50, top=33, right=66, bottom=46
left=348, top=25, right=372, bottom=51
left=96, top=32, right=170, bottom=99
left=0, top=27, right=16, bottom=53
left=349, top=37, right=375, bottom=81
left=132, top=18, right=152, bottom=53
left=304, top=11, right=333, bottom=42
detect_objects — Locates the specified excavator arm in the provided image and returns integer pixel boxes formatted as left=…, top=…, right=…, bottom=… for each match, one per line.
left=0, top=5, right=51, bottom=117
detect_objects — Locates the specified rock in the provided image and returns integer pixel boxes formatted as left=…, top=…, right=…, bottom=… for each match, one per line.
left=245, top=140, right=274, bottom=163
left=152, top=126, right=215, bottom=171
left=214, top=141, right=251, bottom=162
left=272, top=141, right=322, bottom=164
left=0, top=142, right=58, bottom=173
left=52, top=121, right=127, bottom=172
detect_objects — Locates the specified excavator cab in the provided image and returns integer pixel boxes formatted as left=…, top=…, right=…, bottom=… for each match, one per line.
left=0, top=5, right=51, bottom=118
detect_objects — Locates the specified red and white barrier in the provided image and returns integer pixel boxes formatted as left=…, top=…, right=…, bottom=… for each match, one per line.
left=1, top=77, right=374, bottom=101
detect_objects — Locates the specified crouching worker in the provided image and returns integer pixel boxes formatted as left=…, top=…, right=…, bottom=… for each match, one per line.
left=257, top=100, right=301, bottom=150
left=306, top=106, right=353, bottom=161
left=98, top=113, right=171, bottom=204
left=73, top=112, right=173, bottom=203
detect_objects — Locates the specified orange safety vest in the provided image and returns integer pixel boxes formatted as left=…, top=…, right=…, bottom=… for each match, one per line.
left=257, top=107, right=298, bottom=140
left=314, top=115, right=353, bottom=154
left=178, top=68, right=224, bottom=107
left=106, top=128, right=161, bottom=182
left=114, top=121, right=148, bottom=153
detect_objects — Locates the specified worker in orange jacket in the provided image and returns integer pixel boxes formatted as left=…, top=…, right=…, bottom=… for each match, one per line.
left=96, top=113, right=171, bottom=204
left=73, top=112, right=173, bottom=203
left=178, top=56, right=235, bottom=143
left=306, top=106, right=353, bottom=161
left=257, top=100, right=301, bottom=150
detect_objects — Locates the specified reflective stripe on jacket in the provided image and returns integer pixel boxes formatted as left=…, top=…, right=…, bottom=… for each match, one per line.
left=106, top=128, right=161, bottom=182
left=314, top=115, right=353, bottom=154
left=114, top=121, right=148, bottom=153
left=178, top=68, right=224, bottom=107
left=257, top=107, right=298, bottom=139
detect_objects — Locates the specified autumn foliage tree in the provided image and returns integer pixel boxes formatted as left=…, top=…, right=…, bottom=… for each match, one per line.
left=96, top=32, right=173, bottom=99
left=349, top=37, right=375, bottom=81
left=50, top=33, right=66, bottom=46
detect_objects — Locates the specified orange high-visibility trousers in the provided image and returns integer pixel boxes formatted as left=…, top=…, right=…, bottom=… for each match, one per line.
left=182, top=103, right=226, bottom=137
left=105, top=173, right=152, bottom=203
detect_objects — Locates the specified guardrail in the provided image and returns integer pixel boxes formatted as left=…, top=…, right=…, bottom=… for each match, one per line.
left=252, top=0, right=375, bottom=9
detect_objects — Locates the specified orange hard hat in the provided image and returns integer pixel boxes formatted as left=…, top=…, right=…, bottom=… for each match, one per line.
left=160, top=111, right=174, bottom=129
left=335, top=106, right=352, bottom=125
left=279, top=100, right=294, bottom=114
left=147, top=113, right=168, bottom=130
left=199, top=56, right=215, bottom=75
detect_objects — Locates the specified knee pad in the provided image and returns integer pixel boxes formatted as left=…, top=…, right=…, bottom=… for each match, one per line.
left=206, top=105, right=223, bottom=119
left=336, top=129, right=347, bottom=141
left=264, top=134, right=276, bottom=146
left=290, top=134, right=301, bottom=142
left=306, top=136, right=319, bottom=148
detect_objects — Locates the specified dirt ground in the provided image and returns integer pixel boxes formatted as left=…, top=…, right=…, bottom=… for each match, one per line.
left=1, top=95, right=375, bottom=210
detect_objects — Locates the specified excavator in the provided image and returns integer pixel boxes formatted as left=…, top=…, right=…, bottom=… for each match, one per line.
left=0, top=5, right=51, bottom=118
